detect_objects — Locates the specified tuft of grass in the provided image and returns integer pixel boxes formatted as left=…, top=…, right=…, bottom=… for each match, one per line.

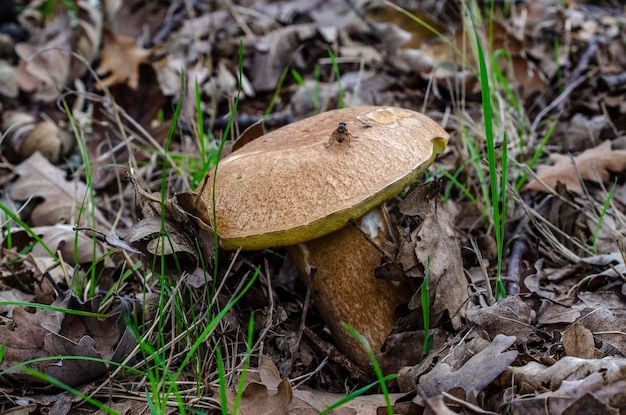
left=190, top=78, right=220, bottom=188
left=420, top=257, right=434, bottom=360
left=387, top=1, right=519, bottom=300
left=216, top=344, right=229, bottom=415
left=467, top=7, right=507, bottom=299
left=328, top=50, right=345, bottom=109
left=264, top=65, right=291, bottom=119
left=291, top=64, right=321, bottom=113
left=592, top=179, right=618, bottom=254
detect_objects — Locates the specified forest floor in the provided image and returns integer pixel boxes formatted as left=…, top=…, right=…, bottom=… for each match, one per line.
left=2, top=0, right=626, bottom=414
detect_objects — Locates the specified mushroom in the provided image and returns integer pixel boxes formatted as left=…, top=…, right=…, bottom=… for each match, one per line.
left=197, top=106, right=449, bottom=366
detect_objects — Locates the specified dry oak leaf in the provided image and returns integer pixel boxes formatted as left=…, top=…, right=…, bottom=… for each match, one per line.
left=6, top=225, right=107, bottom=266
left=226, top=356, right=292, bottom=415
left=1, top=111, right=74, bottom=163
left=418, top=334, right=518, bottom=400
left=0, top=293, right=136, bottom=387
left=42, top=295, right=136, bottom=387
left=7, top=152, right=109, bottom=228
left=96, top=30, right=151, bottom=89
left=523, top=140, right=626, bottom=194
left=12, top=0, right=101, bottom=101
left=14, top=32, right=71, bottom=101
left=0, top=297, right=68, bottom=383
left=505, top=357, right=626, bottom=414
left=465, top=295, right=535, bottom=344
left=398, top=183, right=468, bottom=330
left=562, top=322, right=595, bottom=359
left=292, top=389, right=403, bottom=414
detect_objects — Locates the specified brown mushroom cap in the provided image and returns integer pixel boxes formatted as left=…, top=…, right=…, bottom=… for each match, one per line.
left=199, top=106, right=449, bottom=250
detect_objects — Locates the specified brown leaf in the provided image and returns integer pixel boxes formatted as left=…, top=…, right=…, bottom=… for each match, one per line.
left=173, top=190, right=216, bottom=263
left=96, top=30, right=151, bottom=89
left=56, top=296, right=128, bottom=361
left=11, top=1, right=100, bottom=101
left=574, top=292, right=626, bottom=355
left=0, top=292, right=135, bottom=387
left=227, top=357, right=293, bottom=415
left=0, top=112, right=74, bottom=163
left=0, top=60, right=18, bottom=98
left=523, top=140, right=626, bottom=194
left=42, top=295, right=137, bottom=387
left=93, top=400, right=177, bottom=415
left=122, top=216, right=199, bottom=274
left=233, top=120, right=266, bottom=152
left=14, top=32, right=70, bottom=101
left=103, top=0, right=167, bottom=40
left=292, top=388, right=403, bottom=414
left=73, top=1, right=103, bottom=77
left=562, top=323, right=595, bottom=359
left=419, top=334, right=518, bottom=399
left=87, top=68, right=168, bottom=189
left=398, top=183, right=468, bottom=330
left=0, top=289, right=34, bottom=318
left=43, top=334, right=108, bottom=387
left=7, top=152, right=109, bottom=229
left=251, top=24, right=317, bottom=92
left=0, top=297, right=68, bottom=383
left=504, top=356, right=626, bottom=414
left=6, top=225, right=107, bottom=266
left=465, top=295, right=536, bottom=344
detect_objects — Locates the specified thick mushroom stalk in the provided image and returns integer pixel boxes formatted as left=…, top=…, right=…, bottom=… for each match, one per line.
left=196, top=106, right=449, bottom=366
left=288, top=206, right=410, bottom=366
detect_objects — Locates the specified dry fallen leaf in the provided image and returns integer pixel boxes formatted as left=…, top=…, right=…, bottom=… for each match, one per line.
left=93, top=400, right=177, bottom=415
left=121, top=178, right=216, bottom=284
left=418, top=334, right=518, bottom=400
left=14, top=32, right=70, bottom=101
left=562, top=322, right=595, bottom=359
left=5, top=225, right=107, bottom=266
left=465, top=295, right=536, bottom=344
left=1, top=111, right=74, bottom=163
left=87, top=67, right=169, bottom=189
left=503, top=356, right=621, bottom=390
left=7, top=152, right=110, bottom=229
left=523, top=140, right=626, bottom=194
left=96, top=29, right=151, bottom=89
left=251, top=24, right=317, bottom=92
left=0, top=293, right=136, bottom=387
left=395, top=182, right=468, bottom=330
left=12, top=1, right=101, bottom=101
left=0, top=59, right=18, bottom=97
left=43, top=334, right=109, bottom=386
left=226, top=356, right=293, bottom=415
left=0, top=296, right=68, bottom=383
left=292, top=388, right=403, bottom=414
left=575, top=292, right=626, bottom=355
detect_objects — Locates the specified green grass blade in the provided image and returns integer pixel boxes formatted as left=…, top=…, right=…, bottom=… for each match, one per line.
left=340, top=323, right=394, bottom=415
left=328, top=50, right=345, bottom=108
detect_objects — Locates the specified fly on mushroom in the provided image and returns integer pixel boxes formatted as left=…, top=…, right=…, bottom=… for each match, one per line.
left=326, top=122, right=356, bottom=147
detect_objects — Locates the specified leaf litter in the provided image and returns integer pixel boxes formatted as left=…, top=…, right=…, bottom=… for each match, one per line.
left=2, top=0, right=626, bottom=414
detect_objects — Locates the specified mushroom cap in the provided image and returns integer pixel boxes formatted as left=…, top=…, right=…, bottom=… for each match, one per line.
left=199, top=106, right=449, bottom=250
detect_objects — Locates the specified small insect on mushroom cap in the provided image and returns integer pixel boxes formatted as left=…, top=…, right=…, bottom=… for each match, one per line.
left=326, top=121, right=355, bottom=147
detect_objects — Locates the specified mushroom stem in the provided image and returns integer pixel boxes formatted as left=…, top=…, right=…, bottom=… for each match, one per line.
left=288, top=205, right=410, bottom=367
